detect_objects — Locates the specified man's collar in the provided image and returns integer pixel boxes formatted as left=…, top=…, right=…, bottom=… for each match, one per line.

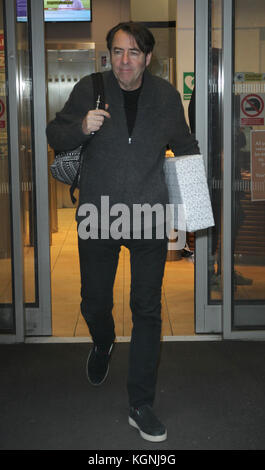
left=106, top=69, right=155, bottom=107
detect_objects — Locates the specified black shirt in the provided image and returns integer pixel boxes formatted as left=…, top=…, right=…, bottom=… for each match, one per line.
left=122, top=86, right=142, bottom=138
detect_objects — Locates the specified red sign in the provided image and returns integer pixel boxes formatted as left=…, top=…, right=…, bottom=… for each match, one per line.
left=241, top=118, right=264, bottom=126
left=0, top=98, right=6, bottom=131
left=241, top=94, right=264, bottom=117
left=0, top=99, right=5, bottom=118
left=240, top=93, right=265, bottom=126
left=0, top=34, right=4, bottom=51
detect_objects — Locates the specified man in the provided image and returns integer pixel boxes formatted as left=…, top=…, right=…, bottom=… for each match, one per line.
left=46, top=22, right=199, bottom=443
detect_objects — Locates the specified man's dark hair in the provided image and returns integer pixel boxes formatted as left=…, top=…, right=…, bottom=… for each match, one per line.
left=106, top=22, right=155, bottom=55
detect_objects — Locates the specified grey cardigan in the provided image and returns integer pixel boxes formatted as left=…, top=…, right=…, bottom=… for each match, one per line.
left=46, top=70, right=199, bottom=224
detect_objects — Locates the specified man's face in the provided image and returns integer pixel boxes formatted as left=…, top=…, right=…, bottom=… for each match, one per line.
left=110, top=29, right=152, bottom=91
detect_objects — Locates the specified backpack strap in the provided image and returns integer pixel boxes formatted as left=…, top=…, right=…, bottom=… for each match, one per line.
left=70, top=72, right=105, bottom=204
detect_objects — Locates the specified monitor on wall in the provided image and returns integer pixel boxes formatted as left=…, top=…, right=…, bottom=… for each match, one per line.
left=44, top=0, right=92, bottom=22
left=17, top=0, right=92, bottom=23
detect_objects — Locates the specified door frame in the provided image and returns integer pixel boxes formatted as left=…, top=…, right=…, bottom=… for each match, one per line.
left=24, top=0, right=52, bottom=336
left=2, top=0, right=51, bottom=341
left=195, top=0, right=222, bottom=334
left=222, top=0, right=265, bottom=340
left=28, top=0, right=225, bottom=338
left=2, top=0, right=265, bottom=342
left=0, top=0, right=24, bottom=343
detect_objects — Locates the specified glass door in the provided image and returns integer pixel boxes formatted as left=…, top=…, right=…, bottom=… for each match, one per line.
left=24, top=0, right=51, bottom=335
left=1, top=0, right=27, bottom=342
left=5, top=0, right=263, bottom=341
left=0, top=0, right=16, bottom=336
left=195, top=0, right=223, bottom=333
left=16, top=2, right=39, bottom=318
left=223, top=0, right=265, bottom=338
left=4, top=0, right=51, bottom=339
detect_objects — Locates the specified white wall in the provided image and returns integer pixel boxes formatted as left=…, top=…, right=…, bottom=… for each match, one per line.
left=131, top=0, right=194, bottom=121
left=131, top=0, right=168, bottom=21
left=176, top=0, right=194, bottom=121
left=130, top=0, right=177, bottom=22
left=130, top=0, right=177, bottom=87
left=211, top=0, right=265, bottom=73
left=235, top=0, right=265, bottom=28
left=131, top=0, right=193, bottom=121
left=234, top=0, right=265, bottom=73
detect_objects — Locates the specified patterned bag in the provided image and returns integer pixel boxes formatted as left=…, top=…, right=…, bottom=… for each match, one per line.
left=164, top=154, right=215, bottom=232
left=50, top=146, right=82, bottom=185
left=50, top=72, right=105, bottom=203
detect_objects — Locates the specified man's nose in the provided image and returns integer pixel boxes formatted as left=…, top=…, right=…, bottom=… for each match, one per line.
left=121, top=51, right=129, bottom=64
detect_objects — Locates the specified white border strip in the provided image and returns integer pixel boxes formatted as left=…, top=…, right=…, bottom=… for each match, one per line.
left=25, top=335, right=222, bottom=344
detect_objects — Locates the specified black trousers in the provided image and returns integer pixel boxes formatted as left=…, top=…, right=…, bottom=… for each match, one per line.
left=78, top=233, right=168, bottom=408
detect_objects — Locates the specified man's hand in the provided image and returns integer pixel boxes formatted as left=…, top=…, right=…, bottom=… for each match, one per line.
left=82, top=104, right=110, bottom=135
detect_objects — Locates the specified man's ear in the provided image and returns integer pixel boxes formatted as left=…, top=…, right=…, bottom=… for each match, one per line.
left=145, top=52, right=152, bottom=67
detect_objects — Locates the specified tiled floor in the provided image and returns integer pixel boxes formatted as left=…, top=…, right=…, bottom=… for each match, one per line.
left=50, top=209, right=195, bottom=338
left=2, top=208, right=261, bottom=336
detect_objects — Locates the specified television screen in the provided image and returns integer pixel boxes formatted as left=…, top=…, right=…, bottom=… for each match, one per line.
left=16, top=0, right=92, bottom=22
left=44, top=0, right=92, bottom=22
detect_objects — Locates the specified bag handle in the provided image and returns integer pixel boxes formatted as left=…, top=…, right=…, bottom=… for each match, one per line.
left=70, top=72, right=105, bottom=204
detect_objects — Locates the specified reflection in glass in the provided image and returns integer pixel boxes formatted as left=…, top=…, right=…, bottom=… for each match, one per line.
left=208, top=0, right=223, bottom=302
left=233, top=0, right=265, bottom=312
left=16, top=4, right=38, bottom=305
left=0, top=0, right=14, bottom=332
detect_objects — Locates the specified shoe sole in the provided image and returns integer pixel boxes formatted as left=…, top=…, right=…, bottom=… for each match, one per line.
left=128, top=416, right=167, bottom=442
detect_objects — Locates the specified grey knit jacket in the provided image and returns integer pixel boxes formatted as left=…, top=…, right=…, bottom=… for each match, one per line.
left=46, top=69, right=199, bottom=224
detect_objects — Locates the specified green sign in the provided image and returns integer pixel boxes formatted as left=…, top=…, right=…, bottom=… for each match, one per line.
left=235, top=72, right=265, bottom=82
left=183, top=72, right=194, bottom=100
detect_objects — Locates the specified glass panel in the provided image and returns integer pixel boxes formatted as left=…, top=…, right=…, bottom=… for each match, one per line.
left=16, top=1, right=38, bottom=306
left=46, top=45, right=96, bottom=335
left=232, top=0, right=265, bottom=327
left=0, top=0, right=14, bottom=332
left=208, top=0, right=223, bottom=302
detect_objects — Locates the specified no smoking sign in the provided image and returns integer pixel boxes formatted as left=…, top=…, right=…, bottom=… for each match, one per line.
left=240, top=93, right=265, bottom=126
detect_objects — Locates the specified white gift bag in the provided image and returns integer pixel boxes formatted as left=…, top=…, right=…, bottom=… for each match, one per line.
left=163, top=154, right=215, bottom=232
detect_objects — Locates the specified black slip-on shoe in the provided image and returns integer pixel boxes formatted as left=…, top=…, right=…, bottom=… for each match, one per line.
left=129, top=405, right=167, bottom=442
left=86, top=343, right=114, bottom=386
